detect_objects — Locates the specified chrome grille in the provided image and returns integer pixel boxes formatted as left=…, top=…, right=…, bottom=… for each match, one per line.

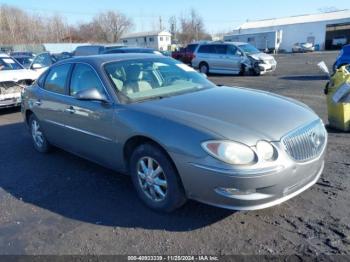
left=281, top=120, right=327, bottom=162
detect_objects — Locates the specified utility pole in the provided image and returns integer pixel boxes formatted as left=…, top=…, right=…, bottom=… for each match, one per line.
left=159, top=16, right=163, bottom=31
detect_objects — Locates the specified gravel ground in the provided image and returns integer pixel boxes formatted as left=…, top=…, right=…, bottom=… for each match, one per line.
left=0, top=51, right=349, bottom=256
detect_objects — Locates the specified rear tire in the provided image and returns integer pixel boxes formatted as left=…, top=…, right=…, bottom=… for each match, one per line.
left=129, top=143, right=186, bottom=212
left=199, top=62, right=209, bottom=75
left=29, top=114, right=51, bottom=153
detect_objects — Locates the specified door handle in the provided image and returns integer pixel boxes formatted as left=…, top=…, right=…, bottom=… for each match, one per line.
left=35, top=100, right=42, bottom=106
left=64, top=107, right=76, bottom=114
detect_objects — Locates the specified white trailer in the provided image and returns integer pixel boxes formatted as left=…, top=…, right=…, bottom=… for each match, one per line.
left=224, top=30, right=283, bottom=53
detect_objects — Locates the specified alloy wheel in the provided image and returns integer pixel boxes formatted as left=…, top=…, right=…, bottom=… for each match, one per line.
left=137, top=157, right=168, bottom=202
left=31, top=119, right=44, bottom=148
left=200, top=64, right=208, bottom=74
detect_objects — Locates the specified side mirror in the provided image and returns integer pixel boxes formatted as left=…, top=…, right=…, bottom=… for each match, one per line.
left=32, top=63, right=43, bottom=69
left=237, top=50, right=244, bottom=57
left=75, top=88, right=108, bottom=102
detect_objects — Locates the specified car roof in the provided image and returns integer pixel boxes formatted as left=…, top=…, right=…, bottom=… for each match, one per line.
left=199, top=41, right=248, bottom=46
left=55, top=53, right=168, bottom=67
left=0, top=53, right=10, bottom=58
left=118, top=47, right=155, bottom=51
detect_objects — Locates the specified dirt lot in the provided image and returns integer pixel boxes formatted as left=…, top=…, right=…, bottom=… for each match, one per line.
left=0, top=51, right=349, bottom=256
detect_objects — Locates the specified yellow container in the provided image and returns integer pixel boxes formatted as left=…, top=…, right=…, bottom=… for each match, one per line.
left=326, top=65, right=350, bottom=131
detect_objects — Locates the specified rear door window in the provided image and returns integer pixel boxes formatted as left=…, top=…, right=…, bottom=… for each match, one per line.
left=44, top=64, right=71, bottom=95
left=215, top=45, right=227, bottom=54
left=198, top=45, right=216, bottom=54
left=187, top=44, right=198, bottom=52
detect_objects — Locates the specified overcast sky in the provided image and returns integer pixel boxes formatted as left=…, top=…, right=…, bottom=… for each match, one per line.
left=1, top=0, right=349, bottom=33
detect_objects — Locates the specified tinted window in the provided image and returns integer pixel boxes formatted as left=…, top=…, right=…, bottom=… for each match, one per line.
left=44, top=64, right=71, bottom=94
left=187, top=44, right=198, bottom=52
left=198, top=45, right=215, bottom=54
left=70, top=64, right=105, bottom=96
left=215, top=45, right=227, bottom=54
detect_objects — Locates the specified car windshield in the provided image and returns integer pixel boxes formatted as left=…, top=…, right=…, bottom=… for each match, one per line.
left=239, top=44, right=260, bottom=55
left=15, top=57, right=34, bottom=65
left=0, top=57, right=24, bottom=70
left=104, top=58, right=216, bottom=103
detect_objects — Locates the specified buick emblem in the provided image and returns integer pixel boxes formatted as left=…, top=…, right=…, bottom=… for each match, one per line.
left=310, top=131, right=321, bottom=149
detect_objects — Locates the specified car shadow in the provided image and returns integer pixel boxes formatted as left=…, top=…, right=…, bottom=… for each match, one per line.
left=326, top=124, right=350, bottom=134
left=0, top=122, right=234, bottom=232
left=0, top=107, right=21, bottom=116
left=280, top=75, right=328, bottom=81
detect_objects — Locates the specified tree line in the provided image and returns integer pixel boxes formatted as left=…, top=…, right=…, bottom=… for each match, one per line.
left=0, top=4, right=211, bottom=46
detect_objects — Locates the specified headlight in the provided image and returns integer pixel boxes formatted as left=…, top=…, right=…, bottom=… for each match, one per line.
left=256, top=141, right=275, bottom=161
left=201, top=141, right=256, bottom=165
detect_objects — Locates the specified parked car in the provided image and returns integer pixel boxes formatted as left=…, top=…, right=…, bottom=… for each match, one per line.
left=12, top=55, right=34, bottom=69
left=292, top=43, right=315, bottom=53
left=192, top=42, right=277, bottom=75
left=333, top=44, right=350, bottom=72
left=22, top=54, right=327, bottom=212
left=0, top=53, right=37, bottom=108
left=73, top=45, right=125, bottom=56
left=172, top=43, right=199, bottom=65
left=103, top=47, right=162, bottom=55
left=29, top=52, right=72, bottom=75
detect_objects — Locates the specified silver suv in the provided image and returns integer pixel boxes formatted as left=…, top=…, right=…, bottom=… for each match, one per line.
left=191, top=42, right=277, bottom=76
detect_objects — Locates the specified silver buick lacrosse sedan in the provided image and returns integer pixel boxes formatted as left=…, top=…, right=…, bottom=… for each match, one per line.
left=21, top=54, right=327, bottom=212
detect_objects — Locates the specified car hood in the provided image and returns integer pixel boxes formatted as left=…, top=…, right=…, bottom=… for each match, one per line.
left=0, top=69, right=38, bottom=83
left=132, top=87, right=319, bottom=146
left=249, top=52, right=275, bottom=61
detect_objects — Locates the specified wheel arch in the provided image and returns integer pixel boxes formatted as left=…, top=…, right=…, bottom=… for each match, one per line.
left=25, top=109, right=34, bottom=126
left=123, top=135, right=180, bottom=176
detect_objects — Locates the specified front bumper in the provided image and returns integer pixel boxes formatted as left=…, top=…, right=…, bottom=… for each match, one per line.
left=259, top=63, right=277, bottom=74
left=0, top=93, right=21, bottom=108
left=173, top=142, right=326, bottom=211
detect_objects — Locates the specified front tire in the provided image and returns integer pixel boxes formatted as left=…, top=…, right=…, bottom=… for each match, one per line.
left=29, top=114, right=51, bottom=153
left=129, top=143, right=186, bottom=212
left=251, top=62, right=261, bottom=76
left=199, top=62, right=209, bottom=75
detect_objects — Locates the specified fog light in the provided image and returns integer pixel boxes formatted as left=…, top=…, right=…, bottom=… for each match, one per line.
left=216, top=187, right=256, bottom=196
left=215, top=187, right=273, bottom=201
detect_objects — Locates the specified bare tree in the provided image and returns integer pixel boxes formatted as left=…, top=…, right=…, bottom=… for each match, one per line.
left=93, top=11, right=133, bottom=43
left=176, top=9, right=211, bottom=45
left=0, top=4, right=134, bottom=45
left=47, top=14, right=69, bottom=43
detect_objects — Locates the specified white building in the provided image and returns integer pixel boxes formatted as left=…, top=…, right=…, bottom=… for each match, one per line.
left=120, top=31, right=172, bottom=51
left=225, top=10, right=350, bottom=52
